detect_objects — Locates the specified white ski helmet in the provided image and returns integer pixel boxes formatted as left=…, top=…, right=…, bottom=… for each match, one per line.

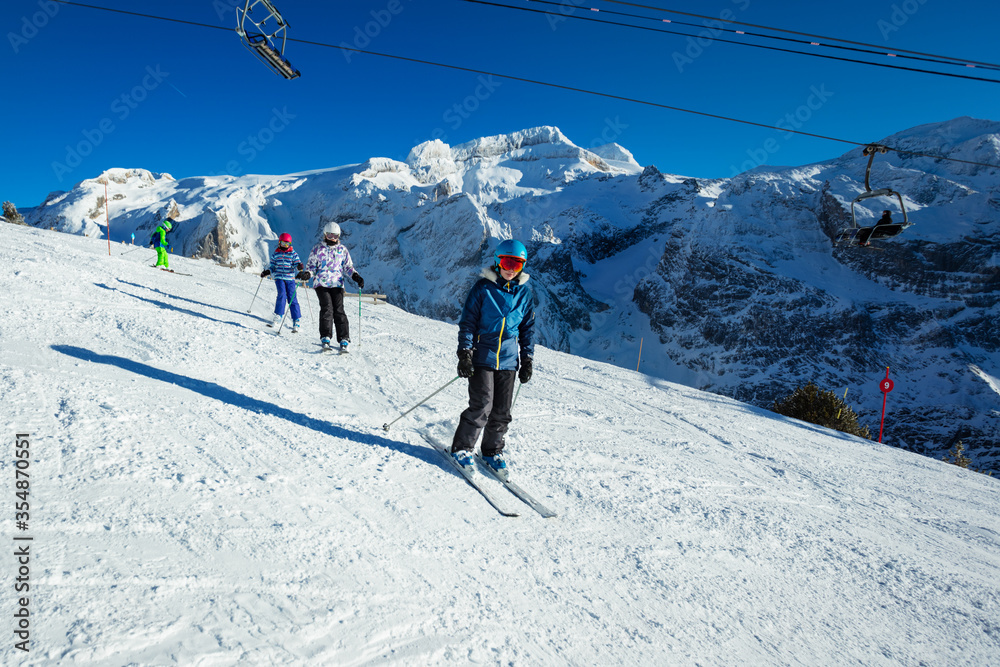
left=324, top=222, right=341, bottom=239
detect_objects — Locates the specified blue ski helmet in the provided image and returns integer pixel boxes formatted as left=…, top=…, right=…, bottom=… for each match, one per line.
left=494, top=239, right=527, bottom=266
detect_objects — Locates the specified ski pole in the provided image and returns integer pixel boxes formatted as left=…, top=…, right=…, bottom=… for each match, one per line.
left=382, top=376, right=460, bottom=432
left=247, top=276, right=265, bottom=313
left=120, top=246, right=147, bottom=256
left=512, top=383, right=522, bottom=410
left=304, top=284, right=314, bottom=324
left=358, top=291, right=362, bottom=347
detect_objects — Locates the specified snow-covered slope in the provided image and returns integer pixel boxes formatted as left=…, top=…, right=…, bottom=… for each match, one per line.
left=2, top=223, right=1000, bottom=665
left=21, top=120, right=1000, bottom=471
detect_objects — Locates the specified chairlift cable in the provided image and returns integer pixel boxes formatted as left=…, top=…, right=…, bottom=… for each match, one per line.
left=594, top=0, right=1000, bottom=70
left=46, top=0, right=1000, bottom=171
left=511, top=0, right=1000, bottom=73
left=462, top=0, right=1000, bottom=84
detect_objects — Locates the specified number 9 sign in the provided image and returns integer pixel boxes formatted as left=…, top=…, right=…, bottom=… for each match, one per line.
left=880, top=378, right=894, bottom=393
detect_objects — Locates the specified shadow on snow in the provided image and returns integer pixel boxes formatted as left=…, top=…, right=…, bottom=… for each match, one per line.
left=94, top=282, right=251, bottom=330
left=52, top=344, right=446, bottom=472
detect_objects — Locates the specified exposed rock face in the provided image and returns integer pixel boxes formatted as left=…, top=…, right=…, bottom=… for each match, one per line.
left=23, top=120, right=1000, bottom=471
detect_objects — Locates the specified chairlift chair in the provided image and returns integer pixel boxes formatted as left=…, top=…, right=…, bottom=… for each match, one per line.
left=834, top=144, right=913, bottom=247
left=236, top=0, right=301, bottom=80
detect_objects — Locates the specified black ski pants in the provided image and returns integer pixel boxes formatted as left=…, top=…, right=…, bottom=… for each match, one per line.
left=315, top=286, right=350, bottom=342
left=451, top=367, right=517, bottom=456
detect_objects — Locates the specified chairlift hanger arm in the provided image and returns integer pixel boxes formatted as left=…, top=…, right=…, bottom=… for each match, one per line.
left=236, top=0, right=300, bottom=79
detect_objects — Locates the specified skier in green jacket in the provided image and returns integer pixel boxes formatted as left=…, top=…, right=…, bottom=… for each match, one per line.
left=150, top=218, right=174, bottom=269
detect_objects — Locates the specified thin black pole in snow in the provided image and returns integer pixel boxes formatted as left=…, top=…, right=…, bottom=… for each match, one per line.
left=247, top=276, right=265, bottom=313
left=382, top=376, right=461, bottom=432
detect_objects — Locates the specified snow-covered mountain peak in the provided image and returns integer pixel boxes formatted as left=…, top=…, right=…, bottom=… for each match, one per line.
left=406, top=139, right=459, bottom=186
left=589, top=142, right=643, bottom=173
left=88, top=167, right=171, bottom=187
left=450, top=126, right=572, bottom=160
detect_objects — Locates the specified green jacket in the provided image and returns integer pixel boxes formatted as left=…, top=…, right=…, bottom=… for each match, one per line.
left=150, top=226, right=169, bottom=249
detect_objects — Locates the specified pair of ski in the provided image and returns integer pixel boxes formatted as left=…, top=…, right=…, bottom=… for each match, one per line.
left=420, top=430, right=556, bottom=518
left=154, top=266, right=192, bottom=276
left=318, top=342, right=348, bottom=354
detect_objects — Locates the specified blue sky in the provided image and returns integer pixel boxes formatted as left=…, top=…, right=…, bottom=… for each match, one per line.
left=3, top=0, right=999, bottom=208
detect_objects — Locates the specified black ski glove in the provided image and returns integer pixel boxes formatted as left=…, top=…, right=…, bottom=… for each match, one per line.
left=260, top=269, right=271, bottom=278
left=351, top=272, right=365, bottom=289
left=296, top=270, right=311, bottom=281
left=457, top=349, right=474, bottom=379
left=518, top=357, right=532, bottom=384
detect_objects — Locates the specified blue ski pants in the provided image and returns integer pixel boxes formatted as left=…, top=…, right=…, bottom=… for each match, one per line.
left=274, top=279, right=302, bottom=320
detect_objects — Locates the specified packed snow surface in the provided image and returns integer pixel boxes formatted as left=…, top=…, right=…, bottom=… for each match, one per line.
left=2, top=224, right=1000, bottom=665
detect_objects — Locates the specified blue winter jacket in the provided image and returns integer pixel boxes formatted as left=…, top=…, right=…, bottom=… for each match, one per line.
left=268, top=246, right=302, bottom=281
left=458, top=267, right=535, bottom=371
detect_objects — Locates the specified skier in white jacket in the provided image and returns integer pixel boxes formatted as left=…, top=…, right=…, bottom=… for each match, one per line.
left=303, top=223, right=365, bottom=352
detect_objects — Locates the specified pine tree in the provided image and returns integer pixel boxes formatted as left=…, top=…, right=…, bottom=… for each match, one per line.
left=942, top=441, right=972, bottom=469
left=772, top=382, right=872, bottom=439
left=2, top=201, right=25, bottom=225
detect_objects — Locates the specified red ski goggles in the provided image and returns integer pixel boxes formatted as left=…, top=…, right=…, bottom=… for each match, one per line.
left=498, top=255, right=525, bottom=272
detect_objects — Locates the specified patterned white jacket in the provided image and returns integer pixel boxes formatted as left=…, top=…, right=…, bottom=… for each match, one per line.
left=304, top=242, right=356, bottom=288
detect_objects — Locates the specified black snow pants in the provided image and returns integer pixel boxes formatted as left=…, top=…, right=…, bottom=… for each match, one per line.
left=451, top=367, right=517, bottom=456
left=315, top=286, right=350, bottom=342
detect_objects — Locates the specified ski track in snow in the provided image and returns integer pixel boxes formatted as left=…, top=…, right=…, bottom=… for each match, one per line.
left=2, top=226, right=1000, bottom=665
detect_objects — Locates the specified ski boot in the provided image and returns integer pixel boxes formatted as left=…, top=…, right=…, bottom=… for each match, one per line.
left=483, top=453, right=509, bottom=481
left=451, top=449, right=473, bottom=469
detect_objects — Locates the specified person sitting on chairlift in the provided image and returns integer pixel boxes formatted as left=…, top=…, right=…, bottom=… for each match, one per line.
left=875, top=210, right=893, bottom=227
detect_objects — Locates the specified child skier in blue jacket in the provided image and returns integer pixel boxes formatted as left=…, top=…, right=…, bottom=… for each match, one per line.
left=261, top=233, right=306, bottom=332
left=451, top=239, right=535, bottom=480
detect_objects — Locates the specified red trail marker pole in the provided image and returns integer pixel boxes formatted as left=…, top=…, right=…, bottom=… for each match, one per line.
left=878, top=367, right=894, bottom=443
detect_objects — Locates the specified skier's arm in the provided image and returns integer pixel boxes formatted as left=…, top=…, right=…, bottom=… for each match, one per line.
left=457, top=282, right=484, bottom=352
left=342, top=247, right=355, bottom=279
left=519, top=299, right=535, bottom=360
left=304, top=247, right=319, bottom=274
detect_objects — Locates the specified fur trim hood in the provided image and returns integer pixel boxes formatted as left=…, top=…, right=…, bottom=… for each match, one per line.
left=482, top=266, right=530, bottom=285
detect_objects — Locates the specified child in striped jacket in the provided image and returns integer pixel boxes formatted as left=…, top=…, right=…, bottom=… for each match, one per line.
left=261, top=233, right=306, bottom=332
